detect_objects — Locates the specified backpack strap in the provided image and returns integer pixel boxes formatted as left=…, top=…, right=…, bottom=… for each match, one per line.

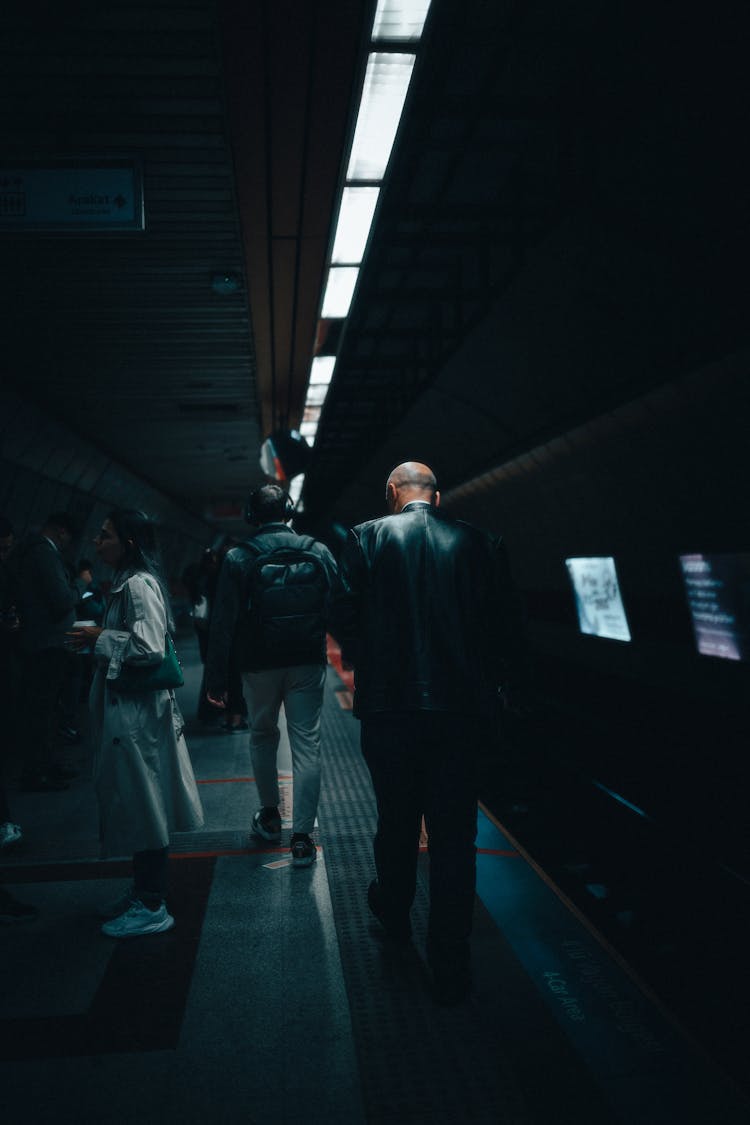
left=240, top=530, right=314, bottom=557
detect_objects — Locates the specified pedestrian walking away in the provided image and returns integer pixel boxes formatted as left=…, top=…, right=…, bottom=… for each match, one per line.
left=206, top=483, right=338, bottom=867
left=330, top=461, right=528, bottom=1004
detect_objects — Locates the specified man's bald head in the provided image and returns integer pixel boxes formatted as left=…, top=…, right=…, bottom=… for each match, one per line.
left=385, top=461, right=440, bottom=513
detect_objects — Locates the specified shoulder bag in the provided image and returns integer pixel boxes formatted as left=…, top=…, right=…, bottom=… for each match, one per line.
left=114, top=633, right=184, bottom=693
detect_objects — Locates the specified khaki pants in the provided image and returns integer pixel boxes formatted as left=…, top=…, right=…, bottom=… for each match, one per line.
left=244, top=663, right=326, bottom=835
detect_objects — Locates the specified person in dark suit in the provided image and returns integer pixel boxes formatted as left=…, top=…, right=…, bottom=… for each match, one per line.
left=330, top=462, right=526, bottom=1003
left=10, top=513, right=78, bottom=791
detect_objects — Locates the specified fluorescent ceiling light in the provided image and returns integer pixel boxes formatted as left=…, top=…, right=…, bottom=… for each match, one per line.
left=310, top=356, right=336, bottom=384
left=321, top=266, right=359, bottom=318
left=372, top=0, right=432, bottom=41
left=303, top=405, right=321, bottom=424
left=347, top=53, right=416, bottom=181
left=332, top=186, right=380, bottom=264
left=305, top=382, right=329, bottom=407
left=300, top=421, right=318, bottom=443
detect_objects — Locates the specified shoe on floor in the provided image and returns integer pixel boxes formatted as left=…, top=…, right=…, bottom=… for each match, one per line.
left=0, top=822, right=23, bottom=849
left=0, top=888, right=38, bottom=924
left=98, top=885, right=137, bottom=920
left=252, top=807, right=282, bottom=843
left=290, top=833, right=317, bottom=867
left=102, top=900, right=174, bottom=938
left=367, top=880, right=411, bottom=944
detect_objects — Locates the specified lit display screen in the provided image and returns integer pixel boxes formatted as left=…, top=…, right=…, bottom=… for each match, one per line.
left=565, top=557, right=632, bottom=643
left=679, top=552, right=750, bottom=662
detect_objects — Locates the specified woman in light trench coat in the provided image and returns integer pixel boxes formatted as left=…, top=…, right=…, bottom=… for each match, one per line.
left=69, top=509, right=203, bottom=938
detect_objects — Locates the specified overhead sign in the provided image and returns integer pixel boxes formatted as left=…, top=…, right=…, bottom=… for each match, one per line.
left=0, top=159, right=144, bottom=231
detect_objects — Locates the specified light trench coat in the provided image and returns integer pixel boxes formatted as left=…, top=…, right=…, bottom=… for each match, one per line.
left=90, top=570, right=204, bottom=857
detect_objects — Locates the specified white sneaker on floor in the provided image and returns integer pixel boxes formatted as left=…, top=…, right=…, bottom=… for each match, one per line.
left=101, top=900, right=174, bottom=938
left=0, top=822, right=23, bottom=849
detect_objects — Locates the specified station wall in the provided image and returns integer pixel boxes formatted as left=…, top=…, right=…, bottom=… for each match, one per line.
left=0, top=390, right=215, bottom=591
left=442, top=349, right=750, bottom=864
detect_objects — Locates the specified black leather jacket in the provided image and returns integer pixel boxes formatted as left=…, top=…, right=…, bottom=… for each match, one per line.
left=329, top=502, right=523, bottom=718
left=206, top=524, right=338, bottom=691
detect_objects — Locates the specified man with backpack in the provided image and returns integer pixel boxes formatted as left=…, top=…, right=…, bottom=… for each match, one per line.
left=206, top=484, right=338, bottom=867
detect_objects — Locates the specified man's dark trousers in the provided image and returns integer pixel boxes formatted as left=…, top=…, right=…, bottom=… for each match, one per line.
left=21, top=647, right=69, bottom=781
left=361, top=711, right=485, bottom=973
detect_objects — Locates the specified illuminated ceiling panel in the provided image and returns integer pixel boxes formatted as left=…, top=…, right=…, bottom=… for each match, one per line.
left=310, top=356, right=336, bottom=384
left=331, top=186, right=380, bottom=263
left=372, top=0, right=432, bottom=41
left=321, top=266, right=360, bottom=317
left=346, top=53, right=416, bottom=181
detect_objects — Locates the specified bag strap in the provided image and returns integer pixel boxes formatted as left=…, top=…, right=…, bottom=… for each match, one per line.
left=240, top=531, right=315, bottom=559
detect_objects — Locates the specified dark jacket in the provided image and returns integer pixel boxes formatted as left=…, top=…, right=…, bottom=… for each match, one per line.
left=206, top=523, right=338, bottom=691
left=329, top=502, right=523, bottom=718
left=10, top=533, right=76, bottom=654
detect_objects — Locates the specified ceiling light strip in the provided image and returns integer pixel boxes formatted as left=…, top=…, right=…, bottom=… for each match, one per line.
left=321, top=266, right=360, bottom=319
left=302, top=0, right=433, bottom=456
left=331, top=186, right=381, bottom=264
left=371, top=0, right=432, bottom=42
left=346, top=53, right=416, bottom=182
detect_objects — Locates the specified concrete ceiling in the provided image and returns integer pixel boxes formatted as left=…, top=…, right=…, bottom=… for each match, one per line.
left=1, top=0, right=369, bottom=533
left=2, top=0, right=748, bottom=537
left=303, top=0, right=750, bottom=527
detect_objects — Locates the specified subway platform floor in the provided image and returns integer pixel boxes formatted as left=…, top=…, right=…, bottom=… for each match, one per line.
left=1, top=634, right=748, bottom=1124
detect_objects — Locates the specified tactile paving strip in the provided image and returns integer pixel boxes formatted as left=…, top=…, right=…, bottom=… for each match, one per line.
left=318, top=669, right=532, bottom=1124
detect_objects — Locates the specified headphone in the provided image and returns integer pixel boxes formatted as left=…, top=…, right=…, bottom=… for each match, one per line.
left=245, top=485, right=295, bottom=526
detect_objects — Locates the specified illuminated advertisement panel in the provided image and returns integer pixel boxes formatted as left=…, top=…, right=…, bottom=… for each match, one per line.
left=679, top=553, right=750, bottom=662
left=565, top=557, right=632, bottom=642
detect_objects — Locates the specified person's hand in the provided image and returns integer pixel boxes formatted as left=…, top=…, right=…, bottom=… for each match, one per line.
left=66, top=625, right=102, bottom=651
left=206, top=690, right=227, bottom=710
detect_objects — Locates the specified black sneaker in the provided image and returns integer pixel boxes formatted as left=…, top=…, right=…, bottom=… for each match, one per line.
left=251, top=807, right=282, bottom=843
left=0, top=888, right=38, bottom=925
left=367, top=880, right=411, bottom=944
left=290, top=833, right=317, bottom=867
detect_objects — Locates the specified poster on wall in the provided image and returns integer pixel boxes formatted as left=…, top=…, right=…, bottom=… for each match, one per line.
left=565, top=556, right=632, bottom=643
left=679, top=552, right=750, bottom=662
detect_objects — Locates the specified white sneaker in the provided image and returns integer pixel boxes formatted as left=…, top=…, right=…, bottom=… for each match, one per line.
left=0, top=822, right=22, bottom=849
left=101, top=900, right=174, bottom=938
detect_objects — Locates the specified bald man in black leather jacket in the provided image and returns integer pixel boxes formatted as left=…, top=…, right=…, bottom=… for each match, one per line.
left=330, top=461, right=525, bottom=1004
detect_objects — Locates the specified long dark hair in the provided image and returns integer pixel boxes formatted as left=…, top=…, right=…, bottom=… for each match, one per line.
left=108, top=509, right=174, bottom=630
